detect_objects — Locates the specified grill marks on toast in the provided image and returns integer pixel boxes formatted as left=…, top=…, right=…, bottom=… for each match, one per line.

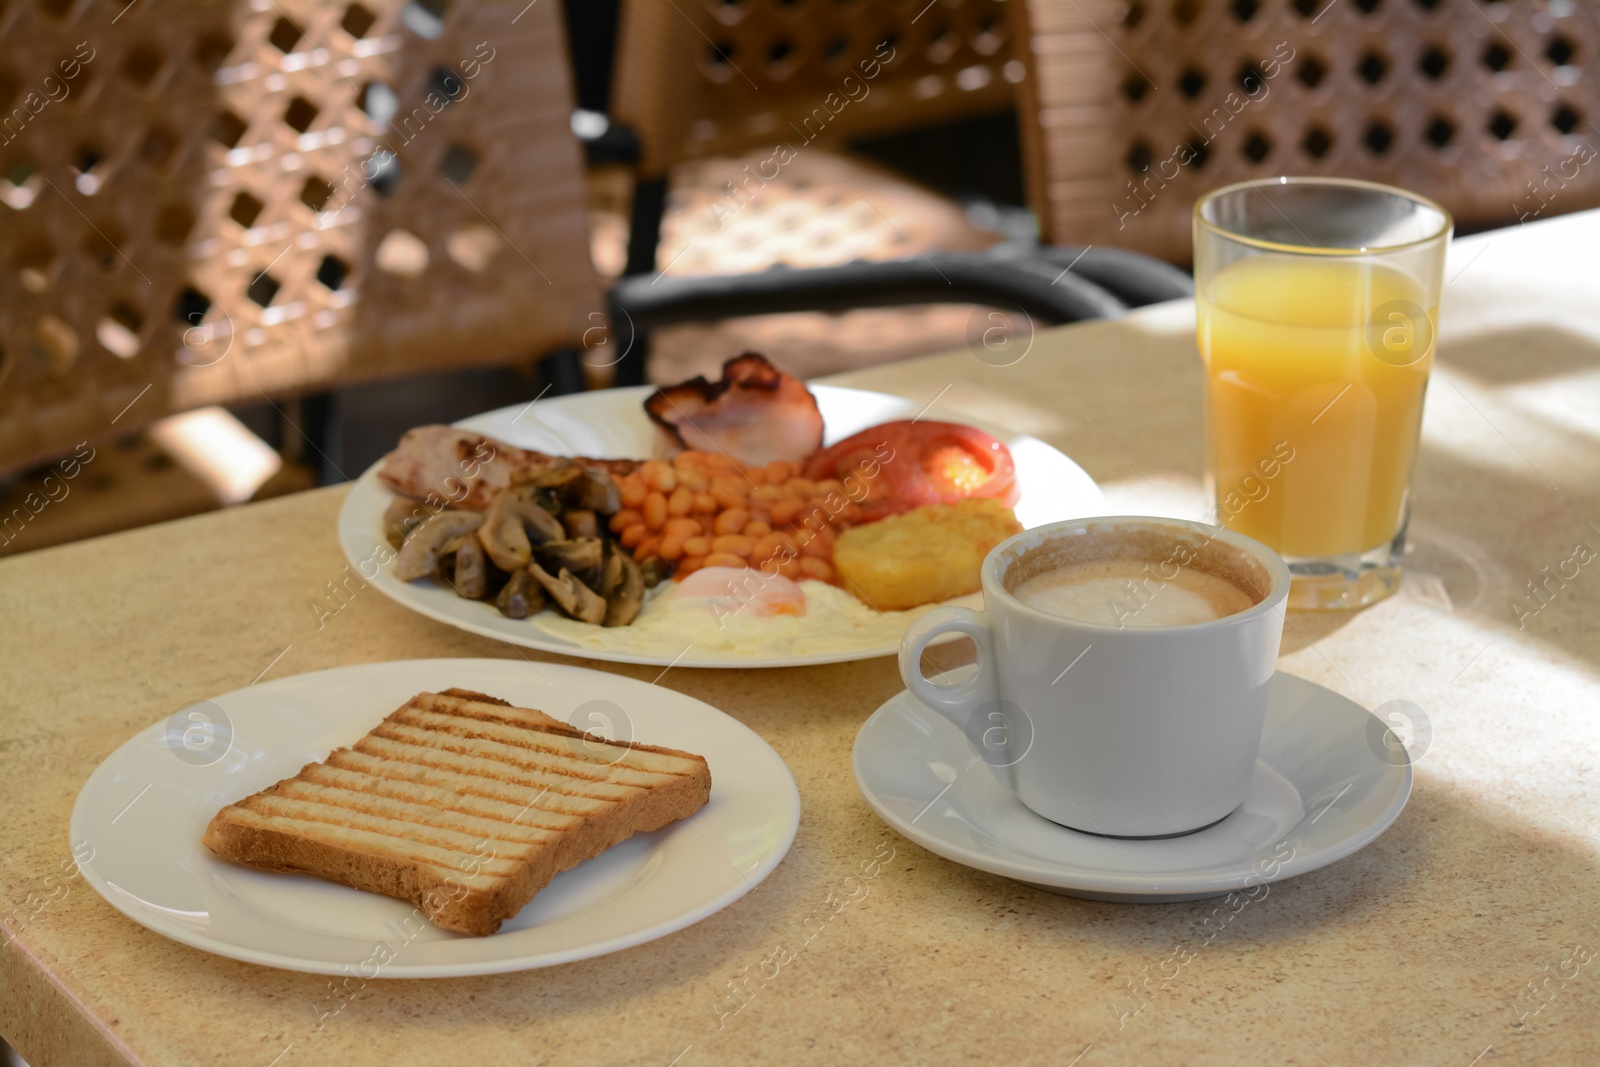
left=373, top=715, right=677, bottom=789
left=411, top=692, right=713, bottom=775
left=392, top=707, right=652, bottom=775
left=269, top=780, right=557, bottom=850
left=350, top=735, right=633, bottom=809
left=298, top=763, right=581, bottom=833
left=202, top=689, right=712, bottom=936
left=215, top=806, right=510, bottom=885
left=325, top=748, right=613, bottom=818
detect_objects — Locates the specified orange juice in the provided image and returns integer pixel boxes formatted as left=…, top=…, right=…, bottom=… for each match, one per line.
left=1197, top=254, right=1434, bottom=558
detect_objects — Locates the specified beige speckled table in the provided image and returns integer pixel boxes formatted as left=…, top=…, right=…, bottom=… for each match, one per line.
left=4, top=212, right=1598, bottom=1067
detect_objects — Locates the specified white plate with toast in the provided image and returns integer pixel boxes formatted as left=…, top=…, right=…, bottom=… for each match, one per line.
left=70, top=658, right=800, bottom=977
left=336, top=385, right=1104, bottom=669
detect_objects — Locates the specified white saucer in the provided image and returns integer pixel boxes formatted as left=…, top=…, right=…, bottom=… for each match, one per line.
left=852, top=670, right=1411, bottom=902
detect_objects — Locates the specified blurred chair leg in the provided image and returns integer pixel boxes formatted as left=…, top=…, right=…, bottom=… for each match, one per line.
left=624, top=176, right=667, bottom=278
left=538, top=347, right=588, bottom=396
left=282, top=392, right=343, bottom=485
left=609, top=290, right=651, bottom=388
left=614, top=174, right=667, bottom=389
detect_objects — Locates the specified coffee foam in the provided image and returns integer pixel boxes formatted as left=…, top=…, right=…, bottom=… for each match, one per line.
left=1013, top=561, right=1254, bottom=626
left=1000, top=522, right=1272, bottom=627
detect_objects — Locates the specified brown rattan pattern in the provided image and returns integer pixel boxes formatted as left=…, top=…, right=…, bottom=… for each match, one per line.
left=642, top=148, right=997, bottom=384
left=1012, top=0, right=1600, bottom=263
left=613, top=0, right=1022, bottom=176
left=0, top=0, right=598, bottom=473
left=658, top=148, right=996, bottom=276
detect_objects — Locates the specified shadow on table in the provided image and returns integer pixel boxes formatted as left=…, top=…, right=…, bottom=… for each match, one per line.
left=1440, top=323, right=1600, bottom=386
left=1407, top=429, right=1596, bottom=669
left=318, top=765, right=1594, bottom=1065
left=1278, top=612, right=1359, bottom=657
left=851, top=773, right=1597, bottom=1059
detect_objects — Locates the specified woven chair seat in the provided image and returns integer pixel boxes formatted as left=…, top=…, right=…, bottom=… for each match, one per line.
left=618, top=149, right=999, bottom=383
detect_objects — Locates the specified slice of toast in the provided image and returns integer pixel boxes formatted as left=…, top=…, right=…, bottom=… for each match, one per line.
left=202, top=688, right=712, bottom=936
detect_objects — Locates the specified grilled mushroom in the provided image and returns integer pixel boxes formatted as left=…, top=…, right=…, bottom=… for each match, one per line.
left=495, top=567, right=546, bottom=619
left=562, top=509, right=600, bottom=540
left=638, top=557, right=672, bottom=589
left=477, top=485, right=564, bottom=572
left=569, top=468, right=621, bottom=513
left=603, top=552, right=645, bottom=627
left=519, top=460, right=584, bottom=492
left=597, top=542, right=624, bottom=598
left=394, top=510, right=484, bottom=581
left=450, top=533, right=489, bottom=599
left=382, top=497, right=427, bottom=549
left=528, top=562, right=607, bottom=624
left=533, top=538, right=604, bottom=585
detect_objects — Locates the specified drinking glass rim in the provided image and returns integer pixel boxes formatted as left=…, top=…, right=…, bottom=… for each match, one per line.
left=1194, top=177, right=1454, bottom=257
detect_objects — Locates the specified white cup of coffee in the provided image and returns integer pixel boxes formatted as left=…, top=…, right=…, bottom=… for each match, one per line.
left=899, top=516, right=1290, bottom=838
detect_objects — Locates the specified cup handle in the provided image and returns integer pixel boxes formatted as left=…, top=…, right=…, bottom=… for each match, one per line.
left=898, top=606, right=1014, bottom=790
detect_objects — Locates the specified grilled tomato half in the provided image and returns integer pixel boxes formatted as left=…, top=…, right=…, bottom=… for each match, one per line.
left=802, top=420, right=1019, bottom=522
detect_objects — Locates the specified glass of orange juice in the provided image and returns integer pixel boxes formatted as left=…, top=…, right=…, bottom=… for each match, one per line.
left=1194, top=178, right=1452, bottom=611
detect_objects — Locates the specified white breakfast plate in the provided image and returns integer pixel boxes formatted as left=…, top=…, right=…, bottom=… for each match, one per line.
left=337, top=385, right=1104, bottom=668
left=853, top=669, right=1411, bottom=903
left=70, top=658, right=800, bottom=977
